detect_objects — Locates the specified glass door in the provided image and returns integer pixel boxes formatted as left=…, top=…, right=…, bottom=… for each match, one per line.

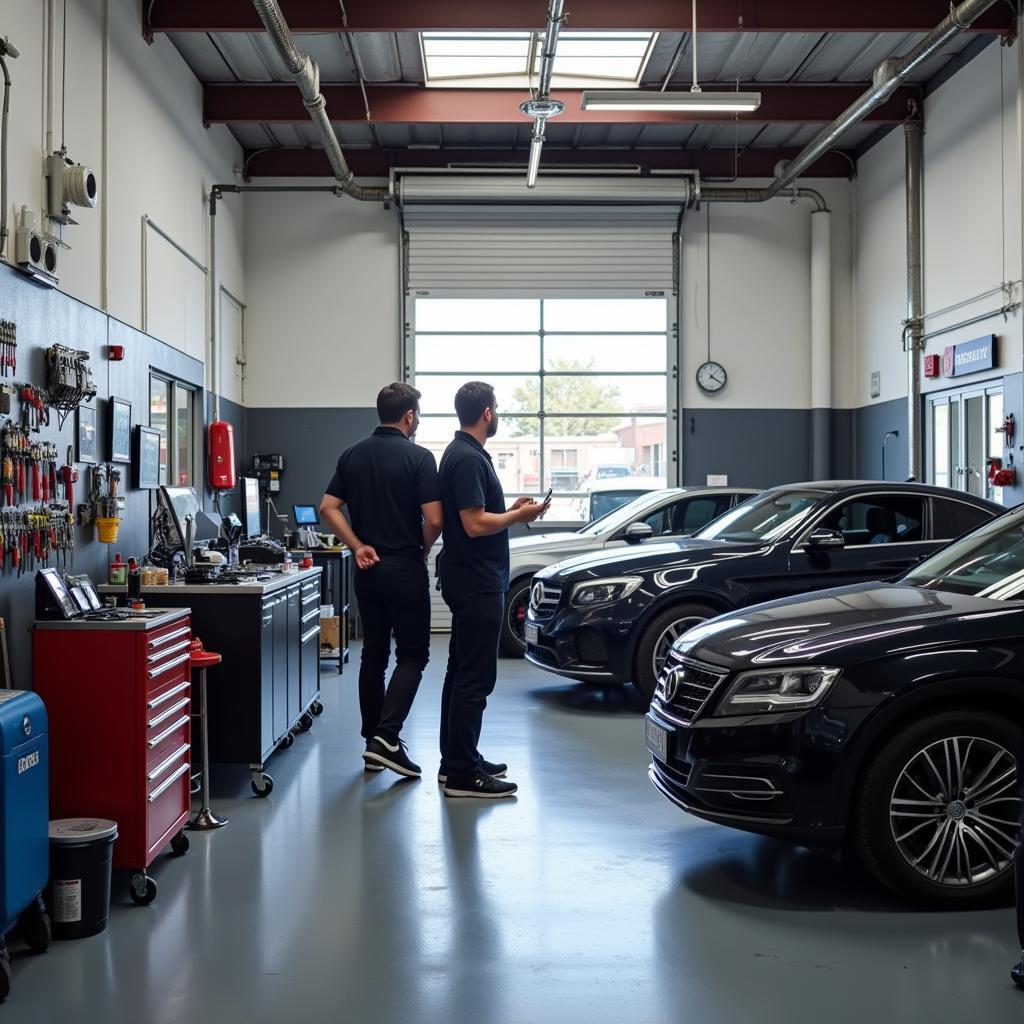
left=927, top=384, right=1003, bottom=503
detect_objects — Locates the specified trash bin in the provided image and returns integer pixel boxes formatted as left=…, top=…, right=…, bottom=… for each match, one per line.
left=46, top=819, right=117, bottom=940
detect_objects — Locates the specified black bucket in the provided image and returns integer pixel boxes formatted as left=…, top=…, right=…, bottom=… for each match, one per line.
left=45, top=819, right=118, bottom=940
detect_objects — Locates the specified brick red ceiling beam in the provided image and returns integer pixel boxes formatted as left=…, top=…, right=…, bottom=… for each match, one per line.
left=147, top=0, right=1010, bottom=34
left=206, top=84, right=921, bottom=127
left=241, top=146, right=856, bottom=179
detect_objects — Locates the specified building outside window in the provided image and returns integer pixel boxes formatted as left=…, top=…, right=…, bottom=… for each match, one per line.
left=150, top=373, right=197, bottom=487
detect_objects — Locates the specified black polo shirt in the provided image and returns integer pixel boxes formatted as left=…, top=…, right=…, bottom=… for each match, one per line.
left=325, top=427, right=440, bottom=558
left=438, top=431, right=509, bottom=595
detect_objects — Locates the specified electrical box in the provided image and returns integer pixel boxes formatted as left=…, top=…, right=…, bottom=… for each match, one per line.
left=923, top=354, right=940, bottom=379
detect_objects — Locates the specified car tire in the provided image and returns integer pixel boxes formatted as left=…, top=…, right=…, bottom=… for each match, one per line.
left=499, top=579, right=532, bottom=659
left=632, top=604, right=716, bottom=703
left=854, top=709, right=1021, bottom=909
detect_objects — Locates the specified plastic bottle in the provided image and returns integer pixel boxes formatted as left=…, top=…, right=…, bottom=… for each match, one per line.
left=127, top=558, right=141, bottom=600
left=108, top=552, right=127, bottom=586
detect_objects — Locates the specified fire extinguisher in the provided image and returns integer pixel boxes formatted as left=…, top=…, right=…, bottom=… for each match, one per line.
left=988, top=457, right=1016, bottom=488
left=208, top=420, right=236, bottom=490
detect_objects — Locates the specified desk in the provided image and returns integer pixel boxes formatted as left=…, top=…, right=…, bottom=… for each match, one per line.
left=290, top=548, right=352, bottom=667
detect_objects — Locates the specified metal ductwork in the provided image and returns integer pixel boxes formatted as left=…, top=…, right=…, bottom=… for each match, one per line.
left=701, top=0, right=1000, bottom=205
left=249, top=0, right=387, bottom=202
left=398, top=174, right=693, bottom=206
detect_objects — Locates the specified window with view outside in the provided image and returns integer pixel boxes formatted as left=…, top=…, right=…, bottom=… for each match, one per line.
left=411, top=297, right=671, bottom=523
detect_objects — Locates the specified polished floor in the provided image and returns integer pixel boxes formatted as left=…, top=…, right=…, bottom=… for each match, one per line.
left=5, top=637, right=1023, bottom=1023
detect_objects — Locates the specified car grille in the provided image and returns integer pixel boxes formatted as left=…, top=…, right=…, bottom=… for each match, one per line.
left=653, top=652, right=728, bottom=725
left=529, top=581, right=562, bottom=618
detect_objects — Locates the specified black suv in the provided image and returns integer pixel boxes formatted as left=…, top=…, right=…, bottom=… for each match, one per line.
left=646, top=504, right=1024, bottom=909
left=525, top=482, right=1001, bottom=699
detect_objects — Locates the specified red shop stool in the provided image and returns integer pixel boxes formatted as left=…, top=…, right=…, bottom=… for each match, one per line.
left=186, top=639, right=228, bottom=831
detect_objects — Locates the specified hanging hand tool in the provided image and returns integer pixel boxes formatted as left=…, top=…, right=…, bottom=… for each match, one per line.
left=2, top=454, right=12, bottom=508
left=30, top=447, right=40, bottom=502
left=61, top=446, right=77, bottom=511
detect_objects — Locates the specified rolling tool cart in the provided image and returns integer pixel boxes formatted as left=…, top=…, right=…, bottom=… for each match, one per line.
left=33, top=569, right=193, bottom=907
left=0, top=690, right=51, bottom=1002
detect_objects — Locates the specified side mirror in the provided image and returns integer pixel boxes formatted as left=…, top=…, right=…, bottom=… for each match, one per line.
left=807, top=527, right=845, bottom=550
left=625, top=522, right=654, bottom=545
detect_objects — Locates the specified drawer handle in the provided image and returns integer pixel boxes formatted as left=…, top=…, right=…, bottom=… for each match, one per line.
left=147, top=743, right=190, bottom=782
left=147, top=639, right=192, bottom=666
left=146, top=680, right=190, bottom=710
left=148, top=626, right=191, bottom=650
left=148, top=697, right=191, bottom=730
left=301, top=625, right=321, bottom=645
left=301, top=593, right=319, bottom=606
left=147, top=651, right=192, bottom=680
left=148, top=762, right=190, bottom=802
left=301, top=607, right=319, bottom=624
left=147, top=715, right=189, bottom=749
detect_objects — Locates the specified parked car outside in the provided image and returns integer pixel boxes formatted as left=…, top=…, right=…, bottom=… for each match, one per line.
left=646, top=503, right=1024, bottom=909
left=525, top=481, right=1002, bottom=699
left=500, top=486, right=758, bottom=655
left=572, top=476, right=668, bottom=522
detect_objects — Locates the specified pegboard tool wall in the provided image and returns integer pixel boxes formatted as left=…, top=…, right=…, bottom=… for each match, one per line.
left=0, top=261, right=215, bottom=687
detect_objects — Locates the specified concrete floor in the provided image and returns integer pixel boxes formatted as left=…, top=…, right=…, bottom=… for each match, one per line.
left=4, top=636, right=1023, bottom=1023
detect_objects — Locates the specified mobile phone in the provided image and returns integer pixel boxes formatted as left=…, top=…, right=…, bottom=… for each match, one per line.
left=542, top=488, right=553, bottom=504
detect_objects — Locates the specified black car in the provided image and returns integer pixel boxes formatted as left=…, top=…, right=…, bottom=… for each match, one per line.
left=525, top=482, right=1001, bottom=699
left=645, top=504, right=1024, bottom=909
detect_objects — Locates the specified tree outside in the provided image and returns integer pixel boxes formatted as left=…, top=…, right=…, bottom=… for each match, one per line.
left=507, top=359, right=623, bottom=436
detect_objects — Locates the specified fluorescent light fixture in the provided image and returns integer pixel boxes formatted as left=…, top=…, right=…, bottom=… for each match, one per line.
left=581, top=90, right=762, bottom=113
left=527, top=132, right=544, bottom=189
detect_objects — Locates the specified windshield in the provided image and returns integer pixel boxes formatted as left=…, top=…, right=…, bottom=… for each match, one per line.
left=579, top=491, right=670, bottom=538
left=695, top=489, right=825, bottom=543
left=904, top=509, right=1024, bottom=599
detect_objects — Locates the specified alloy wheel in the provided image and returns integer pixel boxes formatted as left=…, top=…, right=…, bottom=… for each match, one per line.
left=889, top=735, right=1020, bottom=888
left=507, top=587, right=530, bottom=647
left=651, top=616, right=706, bottom=680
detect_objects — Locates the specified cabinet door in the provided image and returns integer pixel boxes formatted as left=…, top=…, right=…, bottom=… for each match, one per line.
left=260, top=601, right=275, bottom=752
left=286, top=586, right=302, bottom=723
left=300, top=614, right=320, bottom=710
left=272, top=597, right=288, bottom=741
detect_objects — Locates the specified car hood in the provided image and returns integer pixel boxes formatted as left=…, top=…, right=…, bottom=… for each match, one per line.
left=677, top=582, right=1015, bottom=669
left=509, top=533, right=587, bottom=553
left=537, top=537, right=765, bottom=582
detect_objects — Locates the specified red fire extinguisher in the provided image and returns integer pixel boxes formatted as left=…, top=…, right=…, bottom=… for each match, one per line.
left=988, top=457, right=1016, bottom=488
left=208, top=420, right=236, bottom=490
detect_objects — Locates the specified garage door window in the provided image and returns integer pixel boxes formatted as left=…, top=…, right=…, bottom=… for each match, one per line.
left=411, top=296, right=671, bottom=521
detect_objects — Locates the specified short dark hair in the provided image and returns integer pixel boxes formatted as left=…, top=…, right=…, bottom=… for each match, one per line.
left=454, top=381, right=495, bottom=427
left=376, top=382, right=421, bottom=424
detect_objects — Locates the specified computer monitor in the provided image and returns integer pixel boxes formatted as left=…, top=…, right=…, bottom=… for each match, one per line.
left=159, top=486, right=221, bottom=546
left=242, top=476, right=262, bottom=539
left=293, top=505, right=318, bottom=526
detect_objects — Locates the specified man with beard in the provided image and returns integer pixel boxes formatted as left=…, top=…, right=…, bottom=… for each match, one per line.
left=436, top=381, right=549, bottom=798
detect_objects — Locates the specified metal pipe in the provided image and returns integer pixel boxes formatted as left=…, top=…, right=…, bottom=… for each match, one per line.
left=209, top=191, right=219, bottom=422
left=536, top=0, right=565, bottom=101
left=0, top=57, right=10, bottom=261
left=701, top=185, right=829, bottom=211
left=46, top=0, right=56, bottom=155
left=920, top=302, right=1022, bottom=343
left=249, top=0, right=387, bottom=201
left=905, top=121, right=924, bottom=482
left=810, top=209, right=832, bottom=478
left=699, top=0, right=1000, bottom=205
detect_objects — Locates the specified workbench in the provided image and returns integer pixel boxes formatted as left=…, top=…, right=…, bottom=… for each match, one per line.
left=100, top=568, right=323, bottom=797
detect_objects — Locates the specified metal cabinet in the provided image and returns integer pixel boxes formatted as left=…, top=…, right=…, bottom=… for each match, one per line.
left=299, top=579, right=321, bottom=713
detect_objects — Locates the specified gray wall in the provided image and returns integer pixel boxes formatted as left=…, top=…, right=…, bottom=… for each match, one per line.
left=854, top=397, right=908, bottom=482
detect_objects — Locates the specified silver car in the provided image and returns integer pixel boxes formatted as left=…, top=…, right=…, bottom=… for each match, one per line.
left=500, top=486, right=757, bottom=656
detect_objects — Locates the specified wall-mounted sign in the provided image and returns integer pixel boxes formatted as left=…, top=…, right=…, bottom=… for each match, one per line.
left=870, top=371, right=881, bottom=399
left=943, top=335, right=997, bottom=378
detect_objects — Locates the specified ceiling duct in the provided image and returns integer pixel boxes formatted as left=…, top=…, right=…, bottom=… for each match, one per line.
left=398, top=174, right=693, bottom=206
left=249, top=0, right=386, bottom=201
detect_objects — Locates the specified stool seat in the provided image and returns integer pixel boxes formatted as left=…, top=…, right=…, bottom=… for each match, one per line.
left=191, top=650, right=222, bottom=668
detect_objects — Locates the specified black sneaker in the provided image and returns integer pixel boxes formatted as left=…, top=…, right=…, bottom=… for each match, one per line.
left=443, top=768, right=517, bottom=799
left=363, top=756, right=384, bottom=773
left=363, top=737, right=421, bottom=778
left=437, top=759, right=507, bottom=784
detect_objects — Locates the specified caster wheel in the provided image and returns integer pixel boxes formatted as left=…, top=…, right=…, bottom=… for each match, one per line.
left=279, top=732, right=295, bottom=750
left=0, top=945, right=10, bottom=1003
left=310, top=701, right=324, bottom=717
left=170, top=831, right=190, bottom=856
left=251, top=773, right=274, bottom=798
left=297, top=713, right=314, bottom=733
left=18, top=897, right=51, bottom=953
left=129, top=874, right=158, bottom=907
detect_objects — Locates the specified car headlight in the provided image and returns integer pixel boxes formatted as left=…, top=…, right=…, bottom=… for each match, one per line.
left=713, top=666, right=841, bottom=716
left=570, top=576, right=643, bottom=608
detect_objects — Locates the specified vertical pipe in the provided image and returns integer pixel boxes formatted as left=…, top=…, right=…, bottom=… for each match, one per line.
left=810, top=209, right=833, bottom=478
left=209, top=191, right=219, bottom=422
left=45, top=0, right=55, bottom=156
left=100, top=0, right=109, bottom=309
left=905, top=121, right=924, bottom=482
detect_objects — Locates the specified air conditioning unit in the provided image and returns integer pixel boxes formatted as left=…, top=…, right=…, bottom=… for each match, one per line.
left=15, top=209, right=58, bottom=286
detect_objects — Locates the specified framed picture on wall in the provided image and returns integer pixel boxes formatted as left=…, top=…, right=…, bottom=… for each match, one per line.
left=108, top=396, right=132, bottom=464
left=133, top=425, right=162, bottom=490
left=76, top=405, right=97, bottom=464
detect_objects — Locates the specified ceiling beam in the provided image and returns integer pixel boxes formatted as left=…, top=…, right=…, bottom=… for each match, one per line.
left=147, top=0, right=1010, bottom=34
left=206, top=84, right=921, bottom=127
left=241, top=146, right=856, bottom=179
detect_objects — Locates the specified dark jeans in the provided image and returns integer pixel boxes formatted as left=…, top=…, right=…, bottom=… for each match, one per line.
left=354, top=556, right=430, bottom=745
left=439, top=590, right=504, bottom=780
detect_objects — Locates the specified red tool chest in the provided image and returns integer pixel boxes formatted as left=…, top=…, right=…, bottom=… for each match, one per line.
left=33, top=609, right=193, bottom=905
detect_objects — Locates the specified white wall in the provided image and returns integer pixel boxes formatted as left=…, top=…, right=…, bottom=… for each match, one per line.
left=855, top=38, right=1022, bottom=407
left=243, top=180, right=400, bottom=408
left=2, top=0, right=245, bottom=404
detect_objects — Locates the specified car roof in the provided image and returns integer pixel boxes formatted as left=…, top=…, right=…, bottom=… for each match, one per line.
left=765, top=480, right=1002, bottom=508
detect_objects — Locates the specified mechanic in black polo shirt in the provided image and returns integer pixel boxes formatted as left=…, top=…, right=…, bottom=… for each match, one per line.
left=319, top=382, right=443, bottom=779
left=437, top=381, right=549, bottom=799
